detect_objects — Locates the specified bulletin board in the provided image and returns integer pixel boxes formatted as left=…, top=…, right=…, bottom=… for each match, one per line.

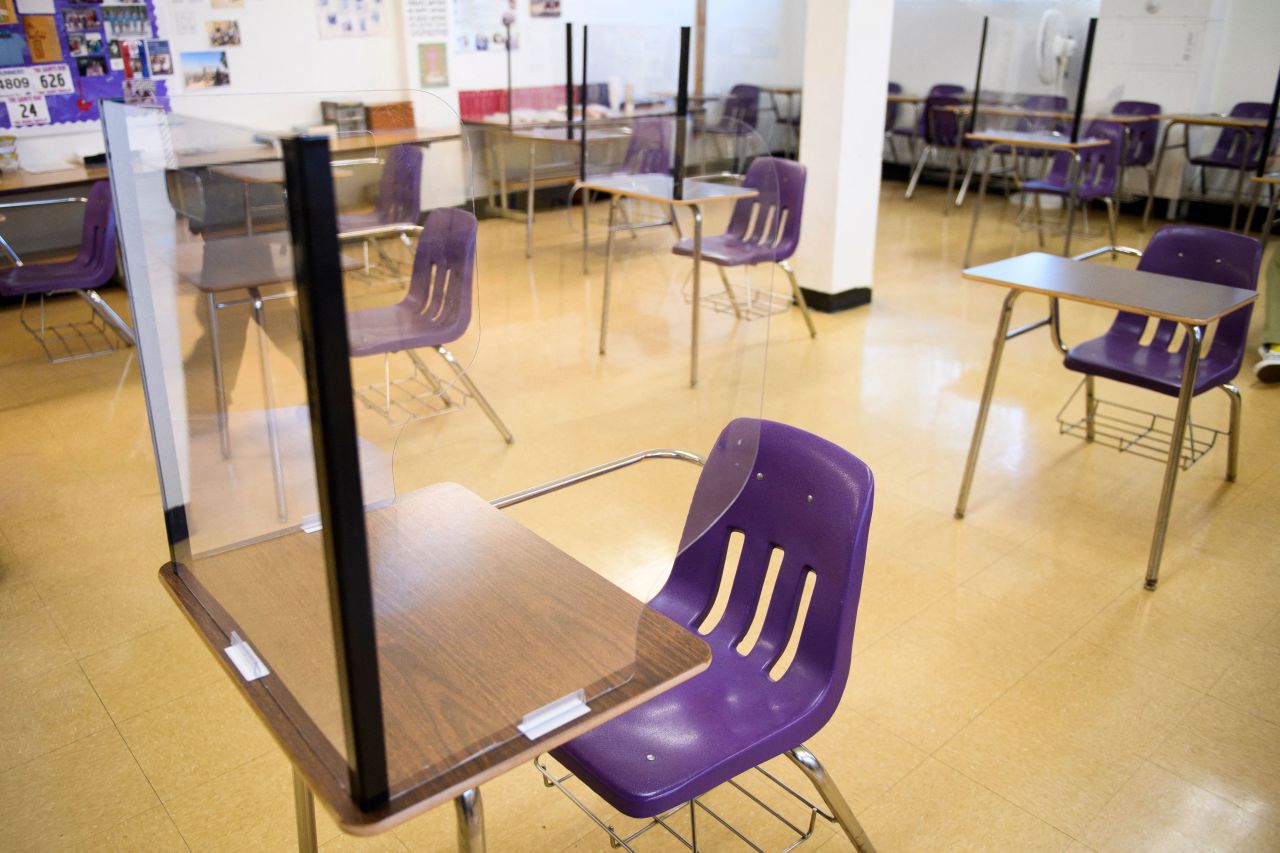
left=0, top=0, right=169, bottom=130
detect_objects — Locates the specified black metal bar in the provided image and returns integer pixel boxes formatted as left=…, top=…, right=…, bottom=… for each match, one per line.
left=673, top=25, right=691, bottom=201
left=281, top=135, right=388, bottom=810
left=970, top=18, right=988, bottom=136
left=566, top=23, right=575, bottom=141
left=1258, top=63, right=1280, bottom=178
left=580, top=24, right=589, bottom=182
left=1070, top=18, right=1098, bottom=144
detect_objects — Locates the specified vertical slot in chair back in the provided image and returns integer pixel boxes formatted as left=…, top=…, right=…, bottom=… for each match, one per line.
left=724, top=157, right=805, bottom=262
left=405, top=207, right=476, bottom=342
left=1206, top=102, right=1272, bottom=168
left=1112, top=100, right=1161, bottom=166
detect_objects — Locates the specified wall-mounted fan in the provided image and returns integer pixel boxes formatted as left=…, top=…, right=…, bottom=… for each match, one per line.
left=1036, top=10, right=1077, bottom=86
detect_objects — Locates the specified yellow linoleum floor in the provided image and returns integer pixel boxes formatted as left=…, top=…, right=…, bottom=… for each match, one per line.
left=1, top=180, right=1278, bottom=852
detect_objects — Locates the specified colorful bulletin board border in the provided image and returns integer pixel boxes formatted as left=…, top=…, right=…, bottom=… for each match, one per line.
left=0, top=0, right=168, bottom=130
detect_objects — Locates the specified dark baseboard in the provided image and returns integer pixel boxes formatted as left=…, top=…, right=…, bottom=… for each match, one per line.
left=801, top=287, right=872, bottom=313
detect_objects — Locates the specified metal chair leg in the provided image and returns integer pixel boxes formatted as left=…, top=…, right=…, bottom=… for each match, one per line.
left=436, top=345, right=515, bottom=444
left=293, top=768, right=318, bottom=853
left=1104, top=197, right=1118, bottom=255
left=1034, top=193, right=1046, bottom=248
left=1084, top=374, right=1096, bottom=442
left=787, top=746, right=877, bottom=853
left=905, top=145, right=932, bottom=199
left=715, top=265, right=745, bottom=319
left=955, top=153, right=978, bottom=208
left=779, top=260, right=817, bottom=338
left=455, top=788, right=485, bottom=853
left=1222, top=383, right=1241, bottom=483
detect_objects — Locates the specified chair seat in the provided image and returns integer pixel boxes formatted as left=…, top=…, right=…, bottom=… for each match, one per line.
left=0, top=260, right=100, bottom=296
left=1020, top=178, right=1113, bottom=201
left=346, top=303, right=453, bottom=358
left=1064, top=335, right=1238, bottom=396
left=1189, top=153, right=1255, bottom=170
left=672, top=234, right=777, bottom=266
left=552, top=644, right=828, bottom=818
left=338, top=211, right=418, bottom=236
left=703, top=123, right=753, bottom=136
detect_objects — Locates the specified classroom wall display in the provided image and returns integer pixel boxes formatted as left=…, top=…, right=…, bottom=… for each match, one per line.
left=417, top=41, right=446, bottom=87
left=206, top=19, right=239, bottom=47
left=453, top=0, right=517, bottom=51
left=405, top=0, right=446, bottom=40
left=179, top=49, right=228, bottom=88
left=317, top=0, right=386, bottom=39
left=0, top=0, right=166, bottom=129
left=529, top=0, right=558, bottom=17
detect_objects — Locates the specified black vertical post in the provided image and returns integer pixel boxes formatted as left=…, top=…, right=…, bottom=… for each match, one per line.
left=281, top=136, right=388, bottom=809
left=672, top=25, right=691, bottom=200
left=1070, top=18, right=1098, bottom=144
left=566, top=23, right=575, bottom=140
left=580, top=25, right=589, bottom=182
left=969, top=18, right=988, bottom=136
left=1258, top=64, right=1280, bottom=178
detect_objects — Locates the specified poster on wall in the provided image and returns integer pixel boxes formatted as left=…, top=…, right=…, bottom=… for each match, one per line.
left=417, top=42, right=446, bottom=87
left=144, top=38, right=170, bottom=74
left=206, top=19, right=239, bottom=46
left=453, top=0, right=516, bottom=51
left=317, top=0, right=386, bottom=39
left=180, top=49, right=228, bottom=88
left=22, top=15, right=59, bottom=62
left=530, top=0, right=558, bottom=17
left=405, top=0, right=446, bottom=40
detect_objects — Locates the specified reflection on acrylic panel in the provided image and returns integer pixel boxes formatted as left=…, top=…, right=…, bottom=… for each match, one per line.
left=180, top=49, right=229, bottom=89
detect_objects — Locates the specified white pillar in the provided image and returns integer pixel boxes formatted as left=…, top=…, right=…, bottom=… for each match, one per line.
left=794, top=0, right=895, bottom=310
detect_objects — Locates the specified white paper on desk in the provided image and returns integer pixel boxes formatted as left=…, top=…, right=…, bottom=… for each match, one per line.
left=15, top=0, right=55, bottom=15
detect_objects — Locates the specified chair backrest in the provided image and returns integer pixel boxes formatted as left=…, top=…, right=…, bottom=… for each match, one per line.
left=886, top=82, right=902, bottom=131
left=1016, top=94, right=1069, bottom=135
left=928, top=83, right=965, bottom=98
left=1111, top=100, right=1161, bottom=166
left=621, top=117, right=673, bottom=175
left=915, top=85, right=965, bottom=135
left=923, top=95, right=965, bottom=147
left=402, top=207, right=477, bottom=342
left=375, top=144, right=424, bottom=226
left=1206, top=102, right=1273, bottom=168
left=1106, top=225, right=1261, bottom=379
left=650, top=418, right=873, bottom=719
left=78, top=181, right=117, bottom=287
left=722, top=84, right=761, bottom=129
left=723, top=157, right=805, bottom=262
left=1042, top=120, right=1123, bottom=196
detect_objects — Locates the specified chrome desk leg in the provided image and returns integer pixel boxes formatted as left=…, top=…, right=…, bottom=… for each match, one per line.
left=1228, top=136, right=1258, bottom=232
left=582, top=187, right=591, bottom=274
left=1262, top=184, right=1279, bottom=252
left=243, top=182, right=255, bottom=237
left=293, top=768, right=318, bottom=853
left=1142, top=120, right=1176, bottom=232
left=599, top=194, right=620, bottom=355
left=690, top=204, right=703, bottom=388
left=1222, top=383, right=1241, bottom=483
left=779, top=260, right=817, bottom=338
left=208, top=293, right=231, bottom=459
left=436, top=345, right=514, bottom=444
left=1146, top=323, right=1203, bottom=590
left=526, top=142, right=536, bottom=259
left=787, top=746, right=877, bottom=853
left=955, top=289, right=1020, bottom=518
left=1062, top=153, right=1082, bottom=257
left=249, top=287, right=287, bottom=521
left=963, top=147, right=993, bottom=268
left=1085, top=374, right=1096, bottom=442
left=455, top=788, right=485, bottom=853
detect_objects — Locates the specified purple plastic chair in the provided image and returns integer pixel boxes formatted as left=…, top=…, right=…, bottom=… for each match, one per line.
left=671, top=157, right=816, bottom=337
left=904, top=94, right=967, bottom=200
left=338, top=144, right=424, bottom=275
left=0, top=181, right=134, bottom=361
left=621, top=117, right=673, bottom=175
left=890, top=83, right=965, bottom=157
left=705, top=84, right=761, bottom=172
left=1112, top=100, right=1161, bottom=167
left=885, top=82, right=904, bottom=162
left=345, top=208, right=513, bottom=441
left=1021, top=120, right=1124, bottom=247
left=1189, top=102, right=1274, bottom=174
left=544, top=417, right=876, bottom=852
left=1064, top=225, right=1262, bottom=480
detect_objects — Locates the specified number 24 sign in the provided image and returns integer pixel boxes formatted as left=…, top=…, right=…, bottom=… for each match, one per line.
left=6, top=96, right=51, bottom=128
left=0, top=64, right=76, bottom=97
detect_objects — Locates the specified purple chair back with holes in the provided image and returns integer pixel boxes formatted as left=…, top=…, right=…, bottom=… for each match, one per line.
left=1017, top=94, right=1069, bottom=135
left=1112, top=100, right=1161, bottom=166
left=724, top=157, right=805, bottom=263
left=1030, top=120, right=1123, bottom=199
left=721, top=84, right=761, bottom=130
left=0, top=181, right=116, bottom=297
left=911, top=85, right=965, bottom=136
left=346, top=208, right=476, bottom=357
left=923, top=95, right=965, bottom=147
left=1065, top=226, right=1262, bottom=396
left=886, top=82, right=902, bottom=131
left=553, top=418, right=874, bottom=818
left=375, top=144, right=424, bottom=226
left=1194, top=102, right=1274, bottom=170
left=621, top=117, right=672, bottom=175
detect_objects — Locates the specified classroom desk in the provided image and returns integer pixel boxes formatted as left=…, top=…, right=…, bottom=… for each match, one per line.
left=501, top=125, right=634, bottom=258
left=1141, top=113, right=1272, bottom=232
left=760, top=85, right=801, bottom=158
left=208, top=162, right=354, bottom=236
left=1244, top=172, right=1279, bottom=250
left=578, top=173, right=757, bottom=388
left=0, top=163, right=108, bottom=196
left=161, top=480, right=711, bottom=849
left=955, top=251, right=1258, bottom=589
left=962, top=130, right=1109, bottom=267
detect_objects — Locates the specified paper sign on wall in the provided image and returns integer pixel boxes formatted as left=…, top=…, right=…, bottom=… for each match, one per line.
left=14, top=0, right=54, bottom=14
left=23, top=15, right=62, bottom=63
left=0, top=0, right=18, bottom=26
left=0, top=64, right=75, bottom=97
left=6, top=95, right=50, bottom=127
left=405, top=0, right=447, bottom=40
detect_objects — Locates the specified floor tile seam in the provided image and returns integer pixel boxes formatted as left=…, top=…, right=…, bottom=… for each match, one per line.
left=1065, top=756, right=1151, bottom=852
left=72, top=620, right=188, bottom=668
